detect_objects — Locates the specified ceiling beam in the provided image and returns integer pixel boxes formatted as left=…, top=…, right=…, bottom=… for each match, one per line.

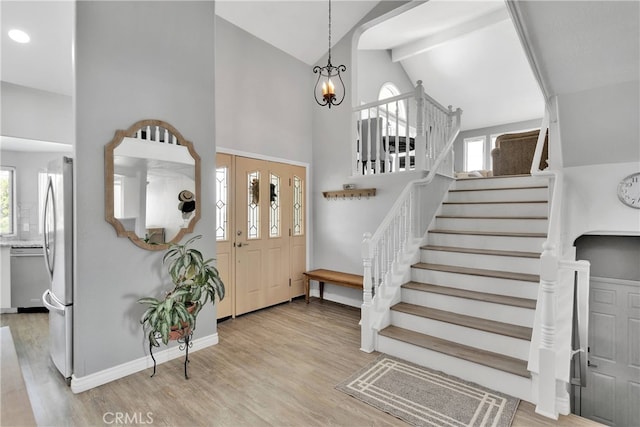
left=391, top=7, right=510, bottom=62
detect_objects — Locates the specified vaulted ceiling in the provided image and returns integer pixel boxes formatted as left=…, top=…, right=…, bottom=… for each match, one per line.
left=2, top=1, right=638, bottom=140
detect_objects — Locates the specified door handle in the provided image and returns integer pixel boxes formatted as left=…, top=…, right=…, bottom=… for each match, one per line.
left=237, top=242, right=249, bottom=248
left=588, top=360, right=598, bottom=368
left=42, top=289, right=65, bottom=313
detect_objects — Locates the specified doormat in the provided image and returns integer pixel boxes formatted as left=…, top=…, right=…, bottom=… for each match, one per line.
left=336, top=355, right=519, bottom=427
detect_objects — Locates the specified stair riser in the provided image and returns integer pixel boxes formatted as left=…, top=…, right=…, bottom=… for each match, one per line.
left=447, top=187, right=549, bottom=203
left=411, top=269, right=539, bottom=299
left=390, top=311, right=530, bottom=360
left=421, top=249, right=541, bottom=275
left=441, top=203, right=548, bottom=217
left=435, top=217, right=548, bottom=233
left=401, top=287, right=535, bottom=327
left=377, top=335, right=534, bottom=402
left=453, top=176, right=548, bottom=190
left=427, top=232, right=546, bottom=253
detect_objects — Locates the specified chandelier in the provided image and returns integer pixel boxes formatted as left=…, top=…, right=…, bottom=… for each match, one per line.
left=313, top=0, right=346, bottom=108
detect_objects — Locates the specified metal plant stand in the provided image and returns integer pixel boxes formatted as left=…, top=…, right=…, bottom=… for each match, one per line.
left=149, top=329, right=193, bottom=379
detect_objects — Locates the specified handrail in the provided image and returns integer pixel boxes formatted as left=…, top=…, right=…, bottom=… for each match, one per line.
left=361, top=103, right=461, bottom=352
left=371, top=113, right=461, bottom=243
left=353, top=80, right=458, bottom=176
left=529, top=102, right=590, bottom=418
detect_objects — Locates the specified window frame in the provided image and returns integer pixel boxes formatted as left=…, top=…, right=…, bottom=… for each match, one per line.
left=463, top=136, right=486, bottom=172
left=1, top=166, right=17, bottom=237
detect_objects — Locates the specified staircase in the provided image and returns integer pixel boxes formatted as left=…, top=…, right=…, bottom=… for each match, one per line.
left=377, top=175, right=548, bottom=402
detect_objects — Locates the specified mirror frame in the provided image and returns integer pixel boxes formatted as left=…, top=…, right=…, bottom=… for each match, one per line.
left=104, top=119, right=201, bottom=251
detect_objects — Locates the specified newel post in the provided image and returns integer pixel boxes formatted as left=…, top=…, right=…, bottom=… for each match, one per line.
left=536, top=241, right=559, bottom=419
left=414, top=80, right=427, bottom=171
left=361, top=232, right=375, bottom=352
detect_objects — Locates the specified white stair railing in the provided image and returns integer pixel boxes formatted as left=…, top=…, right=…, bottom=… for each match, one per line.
left=353, top=81, right=458, bottom=177
left=361, top=96, right=461, bottom=352
left=528, top=102, right=591, bottom=418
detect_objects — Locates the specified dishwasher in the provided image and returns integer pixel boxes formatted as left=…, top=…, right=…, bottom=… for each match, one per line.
left=10, top=246, right=49, bottom=309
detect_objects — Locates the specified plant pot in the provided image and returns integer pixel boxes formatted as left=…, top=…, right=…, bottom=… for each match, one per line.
left=168, top=302, right=197, bottom=341
left=169, top=325, right=191, bottom=341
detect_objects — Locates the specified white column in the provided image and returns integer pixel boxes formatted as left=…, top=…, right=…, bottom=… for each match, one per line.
left=536, top=241, right=559, bottom=419
left=414, top=81, right=427, bottom=171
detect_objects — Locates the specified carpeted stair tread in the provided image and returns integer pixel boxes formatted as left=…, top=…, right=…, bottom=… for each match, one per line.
left=428, top=229, right=547, bottom=238
left=379, top=325, right=531, bottom=378
left=402, top=281, right=537, bottom=309
left=436, top=215, right=548, bottom=220
left=443, top=200, right=548, bottom=205
left=412, top=262, right=540, bottom=282
left=421, top=245, right=541, bottom=258
left=391, top=302, right=532, bottom=340
left=448, top=185, right=548, bottom=192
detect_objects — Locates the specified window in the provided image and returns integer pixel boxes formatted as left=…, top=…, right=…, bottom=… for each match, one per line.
left=378, top=82, right=407, bottom=136
left=1, top=167, right=16, bottom=236
left=215, top=166, right=228, bottom=241
left=463, top=137, right=486, bottom=171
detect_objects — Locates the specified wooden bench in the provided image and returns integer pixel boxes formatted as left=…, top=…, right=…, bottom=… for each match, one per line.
left=303, top=269, right=363, bottom=303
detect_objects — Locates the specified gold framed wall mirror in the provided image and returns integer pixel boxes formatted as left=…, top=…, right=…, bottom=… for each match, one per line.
left=105, top=119, right=201, bottom=250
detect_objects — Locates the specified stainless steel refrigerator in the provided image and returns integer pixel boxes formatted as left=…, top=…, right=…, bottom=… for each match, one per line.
left=41, top=156, right=73, bottom=381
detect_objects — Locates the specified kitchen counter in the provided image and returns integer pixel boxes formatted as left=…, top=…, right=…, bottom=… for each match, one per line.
left=0, top=240, right=43, bottom=248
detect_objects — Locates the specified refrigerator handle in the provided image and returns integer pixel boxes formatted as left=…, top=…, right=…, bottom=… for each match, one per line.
left=43, top=177, right=55, bottom=278
left=42, top=289, right=65, bottom=313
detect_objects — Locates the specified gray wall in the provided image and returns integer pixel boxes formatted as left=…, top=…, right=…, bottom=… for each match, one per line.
left=1, top=82, right=73, bottom=143
left=558, top=80, right=639, bottom=167
left=575, top=235, right=640, bottom=281
left=452, top=118, right=543, bottom=172
left=74, top=1, right=216, bottom=377
left=215, top=16, right=313, bottom=164
left=0, top=150, right=72, bottom=240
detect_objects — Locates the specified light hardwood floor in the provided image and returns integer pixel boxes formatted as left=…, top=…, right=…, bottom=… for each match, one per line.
left=1, top=299, right=601, bottom=426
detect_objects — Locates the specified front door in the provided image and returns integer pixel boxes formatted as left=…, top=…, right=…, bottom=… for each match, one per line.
left=233, top=156, right=305, bottom=316
left=581, top=277, right=640, bottom=426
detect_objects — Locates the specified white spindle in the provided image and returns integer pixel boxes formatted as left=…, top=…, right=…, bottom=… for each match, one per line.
left=146, top=126, right=151, bottom=141
left=164, top=128, right=169, bottom=144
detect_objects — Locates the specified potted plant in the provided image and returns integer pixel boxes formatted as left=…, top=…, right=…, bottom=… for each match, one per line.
left=138, top=235, right=225, bottom=347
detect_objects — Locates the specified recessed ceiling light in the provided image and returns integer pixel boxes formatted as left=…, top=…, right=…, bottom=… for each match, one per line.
left=8, top=29, right=30, bottom=44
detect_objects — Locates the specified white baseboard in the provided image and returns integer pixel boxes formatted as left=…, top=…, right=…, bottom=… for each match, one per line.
left=70, top=333, right=218, bottom=393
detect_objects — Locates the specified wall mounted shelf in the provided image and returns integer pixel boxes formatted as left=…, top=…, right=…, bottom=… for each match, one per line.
left=322, top=188, right=376, bottom=199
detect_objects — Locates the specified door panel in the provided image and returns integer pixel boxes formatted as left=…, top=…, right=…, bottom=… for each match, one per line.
left=235, top=157, right=267, bottom=316
left=215, top=153, right=233, bottom=319
left=290, top=166, right=306, bottom=298
left=582, top=278, right=640, bottom=426
left=265, top=162, right=291, bottom=306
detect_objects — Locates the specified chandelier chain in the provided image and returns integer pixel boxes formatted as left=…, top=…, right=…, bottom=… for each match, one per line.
left=328, top=0, right=332, bottom=63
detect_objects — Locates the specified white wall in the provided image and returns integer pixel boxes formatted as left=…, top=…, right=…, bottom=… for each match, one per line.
left=558, top=80, right=639, bottom=167
left=1, top=82, right=73, bottom=143
left=215, top=16, right=313, bottom=164
left=563, top=162, right=640, bottom=246
left=357, top=49, right=414, bottom=105
left=74, top=1, right=216, bottom=379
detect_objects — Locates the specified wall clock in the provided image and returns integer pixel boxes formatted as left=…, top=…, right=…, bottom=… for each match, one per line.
left=617, top=172, right=640, bottom=209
